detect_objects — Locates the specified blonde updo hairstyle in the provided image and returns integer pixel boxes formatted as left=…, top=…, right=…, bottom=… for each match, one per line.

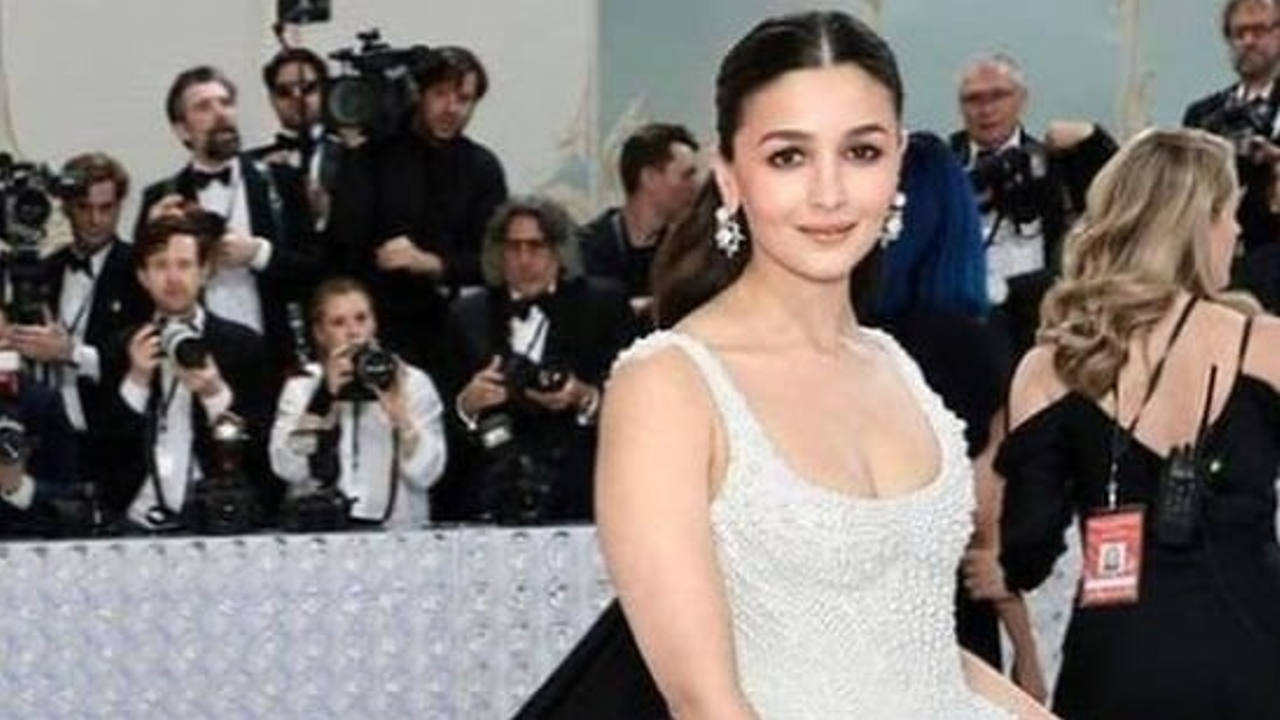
left=1039, top=127, right=1260, bottom=399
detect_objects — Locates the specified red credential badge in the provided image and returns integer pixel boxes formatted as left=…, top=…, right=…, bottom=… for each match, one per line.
left=1080, top=505, right=1145, bottom=607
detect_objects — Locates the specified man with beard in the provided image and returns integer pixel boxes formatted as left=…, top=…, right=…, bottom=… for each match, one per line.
left=347, top=46, right=508, bottom=379
left=1185, top=0, right=1280, bottom=256
left=249, top=47, right=350, bottom=235
left=136, top=65, right=324, bottom=389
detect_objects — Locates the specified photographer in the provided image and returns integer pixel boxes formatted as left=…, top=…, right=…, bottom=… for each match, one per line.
left=949, top=53, right=1115, bottom=354
left=8, top=153, right=150, bottom=497
left=351, top=46, right=508, bottom=377
left=249, top=47, right=351, bottom=236
left=434, top=196, right=634, bottom=523
left=106, top=209, right=272, bottom=532
left=1185, top=0, right=1280, bottom=254
left=0, top=305, right=79, bottom=538
left=579, top=123, right=700, bottom=316
left=269, top=277, right=446, bottom=528
left=135, top=65, right=325, bottom=390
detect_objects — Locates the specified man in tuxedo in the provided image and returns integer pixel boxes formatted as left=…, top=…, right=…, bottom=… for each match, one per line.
left=578, top=123, right=699, bottom=313
left=1185, top=0, right=1280, bottom=256
left=135, top=65, right=324, bottom=388
left=106, top=209, right=272, bottom=531
left=249, top=47, right=348, bottom=236
left=349, top=46, right=508, bottom=377
left=8, top=152, right=150, bottom=499
left=435, top=196, right=634, bottom=523
left=949, top=53, right=1114, bottom=354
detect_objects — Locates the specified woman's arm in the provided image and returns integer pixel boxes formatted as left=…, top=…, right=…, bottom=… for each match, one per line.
left=595, top=347, right=757, bottom=720
left=962, top=650, right=1058, bottom=718
left=964, top=411, right=1047, bottom=702
left=994, top=597, right=1048, bottom=703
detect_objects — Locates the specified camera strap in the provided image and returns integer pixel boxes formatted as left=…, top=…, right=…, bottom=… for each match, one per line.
left=144, top=373, right=196, bottom=525
left=345, top=400, right=400, bottom=524
left=1105, top=296, right=1198, bottom=509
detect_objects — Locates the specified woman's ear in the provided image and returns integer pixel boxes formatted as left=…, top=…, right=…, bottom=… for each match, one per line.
left=711, top=155, right=741, bottom=214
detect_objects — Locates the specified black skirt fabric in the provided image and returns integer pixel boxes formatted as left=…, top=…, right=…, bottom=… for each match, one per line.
left=514, top=600, right=668, bottom=719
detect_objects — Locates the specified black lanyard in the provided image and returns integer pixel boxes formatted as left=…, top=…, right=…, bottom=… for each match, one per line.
left=1106, top=296, right=1199, bottom=508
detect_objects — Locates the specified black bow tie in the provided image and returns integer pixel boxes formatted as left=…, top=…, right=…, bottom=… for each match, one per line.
left=190, top=166, right=232, bottom=190
left=509, top=296, right=547, bottom=321
left=66, top=253, right=94, bottom=277
left=275, top=132, right=316, bottom=154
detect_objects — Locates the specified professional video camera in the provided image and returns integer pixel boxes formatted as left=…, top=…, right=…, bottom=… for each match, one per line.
left=187, top=413, right=258, bottom=535
left=326, top=28, right=434, bottom=139
left=968, top=144, right=1050, bottom=227
left=0, top=153, right=83, bottom=324
left=1203, top=94, right=1277, bottom=158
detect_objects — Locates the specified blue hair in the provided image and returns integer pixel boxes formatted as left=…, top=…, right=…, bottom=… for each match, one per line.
left=873, top=131, right=989, bottom=320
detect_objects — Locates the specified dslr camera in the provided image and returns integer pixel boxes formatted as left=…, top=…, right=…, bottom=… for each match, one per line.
left=968, top=144, right=1050, bottom=226
left=336, top=342, right=396, bottom=401
left=0, top=153, right=84, bottom=324
left=157, top=318, right=209, bottom=369
left=187, top=413, right=258, bottom=535
left=326, top=28, right=434, bottom=139
left=1204, top=95, right=1276, bottom=158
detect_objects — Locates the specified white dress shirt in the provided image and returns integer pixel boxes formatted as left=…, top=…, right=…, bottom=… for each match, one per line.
left=194, top=159, right=273, bottom=333
left=55, top=243, right=111, bottom=431
left=118, top=307, right=233, bottom=527
left=269, top=361, right=447, bottom=527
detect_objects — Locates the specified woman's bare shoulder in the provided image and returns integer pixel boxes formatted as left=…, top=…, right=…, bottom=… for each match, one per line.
left=1007, top=345, right=1070, bottom=431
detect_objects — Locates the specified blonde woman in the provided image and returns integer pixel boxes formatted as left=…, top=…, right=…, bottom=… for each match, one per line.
left=998, top=128, right=1280, bottom=718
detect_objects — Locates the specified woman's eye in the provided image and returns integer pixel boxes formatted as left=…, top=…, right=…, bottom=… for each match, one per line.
left=846, top=144, right=883, bottom=162
left=767, top=147, right=805, bottom=168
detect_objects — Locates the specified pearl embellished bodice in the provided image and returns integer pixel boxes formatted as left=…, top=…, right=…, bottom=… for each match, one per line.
left=615, top=329, right=1010, bottom=719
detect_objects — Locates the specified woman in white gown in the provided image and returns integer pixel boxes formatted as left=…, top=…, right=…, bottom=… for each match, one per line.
left=519, top=11, right=1051, bottom=719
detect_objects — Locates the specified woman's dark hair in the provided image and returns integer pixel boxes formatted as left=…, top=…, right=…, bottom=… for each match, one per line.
left=651, top=11, right=904, bottom=328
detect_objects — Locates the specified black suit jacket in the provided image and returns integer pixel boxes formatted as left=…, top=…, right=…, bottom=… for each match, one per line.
left=134, top=155, right=325, bottom=385
left=101, top=311, right=275, bottom=521
left=433, top=276, right=635, bottom=522
left=1184, top=83, right=1280, bottom=254
left=43, top=240, right=152, bottom=431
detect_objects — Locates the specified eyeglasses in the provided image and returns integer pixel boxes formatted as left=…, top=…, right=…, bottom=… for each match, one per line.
left=272, top=80, right=321, bottom=99
left=502, top=237, right=551, bottom=255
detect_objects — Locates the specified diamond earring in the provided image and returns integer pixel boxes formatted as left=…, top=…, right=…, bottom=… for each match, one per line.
left=714, top=206, right=745, bottom=258
left=879, top=191, right=907, bottom=248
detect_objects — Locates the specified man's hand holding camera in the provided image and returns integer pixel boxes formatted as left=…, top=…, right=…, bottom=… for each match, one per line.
left=125, top=324, right=163, bottom=387
left=459, top=354, right=599, bottom=420
left=458, top=355, right=509, bottom=419
left=126, top=322, right=230, bottom=403
left=10, top=319, right=73, bottom=365
left=525, top=374, right=598, bottom=416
